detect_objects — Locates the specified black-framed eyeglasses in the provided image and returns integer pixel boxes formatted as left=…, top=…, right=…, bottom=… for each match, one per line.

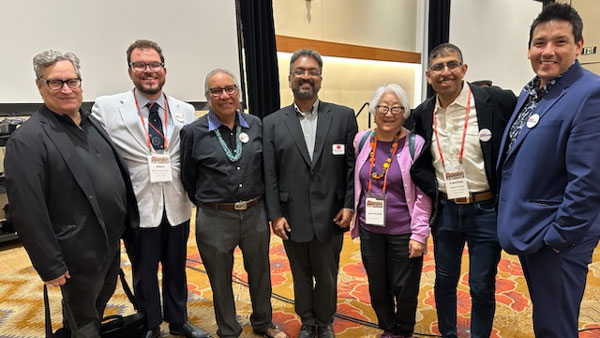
left=129, top=61, right=164, bottom=72
left=209, top=85, right=238, bottom=97
left=376, top=105, right=405, bottom=115
left=291, top=68, right=321, bottom=77
left=429, top=61, right=462, bottom=72
left=38, top=77, right=82, bottom=90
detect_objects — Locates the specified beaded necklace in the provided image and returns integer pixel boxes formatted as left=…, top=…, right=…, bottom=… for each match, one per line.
left=368, top=130, right=401, bottom=181
left=214, top=125, right=243, bottom=162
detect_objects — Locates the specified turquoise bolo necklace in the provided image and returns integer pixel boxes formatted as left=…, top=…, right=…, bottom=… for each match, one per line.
left=214, top=125, right=243, bottom=162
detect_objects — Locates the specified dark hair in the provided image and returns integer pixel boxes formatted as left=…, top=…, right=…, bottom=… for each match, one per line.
left=126, top=39, right=165, bottom=65
left=529, top=3, right=583, bottom=46
left=428, top=43, right=463, bottom=67
left=289, top=49, right=323, bottom=74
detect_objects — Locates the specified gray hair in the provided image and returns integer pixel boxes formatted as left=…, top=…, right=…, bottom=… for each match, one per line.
left=204, top=68, right=240, bottom=102
left=289, top=49, right=323, bottom=74
left=428, top=43, right=463, bottom=67
left=33, top=50, right=81, bottom=79
left=368, top=83, right=411, bottom=119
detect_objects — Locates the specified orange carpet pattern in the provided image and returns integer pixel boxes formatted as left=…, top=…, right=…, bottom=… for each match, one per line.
left=1, top=226, right=600, bottom=337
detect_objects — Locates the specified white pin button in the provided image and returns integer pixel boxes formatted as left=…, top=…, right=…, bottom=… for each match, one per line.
left=239, top=132, right=249, bottom=143
left=527, top=114, right=540, bottom=129
left=174, top=113, right=184, bottom=123
left=479, top=128, right=492, bottom=142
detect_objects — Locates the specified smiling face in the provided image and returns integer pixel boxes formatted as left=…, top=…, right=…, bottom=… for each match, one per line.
left=289, top=56, right=322, bottom=101
left=426, top=51, right=468, bottom=103
left=128, top=47, right=166, bottom=99
left=36, top=60, right=82, bottom=116
left=374, top=91, right=405, bottom=136
left=207, top=71, right=239, bottom=119
left=528, top=19, right=583, bottom=87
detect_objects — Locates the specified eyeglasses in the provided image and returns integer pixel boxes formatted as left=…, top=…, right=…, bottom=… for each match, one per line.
left=376, top=105, right=405, bottom=115
left=429, top=61, right=463, bottom=72
left=129, top=62, right=164, bottom=72
left=208, top=85, right=238, bottom=97
left=38, top=78, right=82, bottom=90
left=291, top=68, right=321, bottom=77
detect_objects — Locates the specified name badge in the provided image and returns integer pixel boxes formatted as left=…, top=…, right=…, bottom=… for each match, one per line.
left=148, top=154, right=173, bottom=183
left=365, top=192, right=386, bottom=226
left=444, top=166, right=469, bottom=199
left=332, top=144, right=345, bottom=155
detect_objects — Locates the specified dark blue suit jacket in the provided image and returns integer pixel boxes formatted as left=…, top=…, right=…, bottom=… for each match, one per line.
left=497, top=61, right=600, bottom=255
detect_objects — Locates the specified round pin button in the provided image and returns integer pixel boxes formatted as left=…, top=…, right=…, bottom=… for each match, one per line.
left=527, top=114, right=540, bottom=129
left=239, top=132, right=249, bottom=143
left=174, top=113, right=184, bottom=123
left=479, top=128, right=492, bottom=142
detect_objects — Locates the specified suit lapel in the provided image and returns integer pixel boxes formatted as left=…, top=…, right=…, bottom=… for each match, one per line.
left=119, top=91, right=150, bottom=151
left=471, top=85, right=494, bottom=172
left=504, top=78, right=570, bottom=162
left=311, top=102, right=332, bottom=169
left=166, top=96, right=182, bottom=152
left=283, top=106, right=312, bottom=167
left=39, top=108, right=105, bottom=225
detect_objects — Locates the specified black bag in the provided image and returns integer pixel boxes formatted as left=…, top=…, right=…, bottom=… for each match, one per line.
left=44, top=268, right=146, bottom=338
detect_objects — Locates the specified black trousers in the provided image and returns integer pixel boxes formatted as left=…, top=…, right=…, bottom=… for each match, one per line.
left=62, top=242, right=121, bottom=335
left=359, top=227, right=423, bottom=336
left=130, top=212, right=190, bottom=329
left=283, top=234, right=343, bottom=327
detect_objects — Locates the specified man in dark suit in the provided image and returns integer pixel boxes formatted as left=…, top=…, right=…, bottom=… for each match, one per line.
left=4, top=50, right=139, bottom=336
left=263, top=49, right=358, bottom=338
left=497, top=4, right=600, bottom=336
left=410, top=43, right=516, bottom=338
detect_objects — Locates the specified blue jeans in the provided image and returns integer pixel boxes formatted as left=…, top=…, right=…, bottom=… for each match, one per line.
left=432, top=198, right=501, bottom=338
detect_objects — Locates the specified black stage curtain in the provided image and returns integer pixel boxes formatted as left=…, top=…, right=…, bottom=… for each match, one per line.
left=238, top=0, right=280, bottom=118
left=427, top=0, right=451, bottom=98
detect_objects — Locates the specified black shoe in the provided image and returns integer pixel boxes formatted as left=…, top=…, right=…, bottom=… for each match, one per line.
left=317, top=324, right=334, bottom=338
left=298, top=324, right=316, bottom=338
left=169, top=321, right=211, bottom=338
left=141, top=327, right=160, bottom=338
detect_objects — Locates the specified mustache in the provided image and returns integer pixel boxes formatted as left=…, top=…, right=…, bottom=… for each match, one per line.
left=298, top=79, right=314, bottom=86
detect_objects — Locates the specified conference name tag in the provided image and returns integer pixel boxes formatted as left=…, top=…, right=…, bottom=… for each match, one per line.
left=148, top=154, right=173, bottom=183
left=444, top=167, right=469, bottom=199
left=365, top=193, right=385, bottom=226
left=332, top=144, right=345, bottom=155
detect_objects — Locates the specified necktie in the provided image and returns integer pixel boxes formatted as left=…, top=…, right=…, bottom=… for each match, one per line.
left=147, top=102, right=164, bottom=150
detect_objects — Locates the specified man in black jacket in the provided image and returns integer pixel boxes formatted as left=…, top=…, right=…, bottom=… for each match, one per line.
left=4, top=50, right=139, bottom=336
left=410, top=43, right=516, bottom=338
left=263, top=49, right=358, bottom=338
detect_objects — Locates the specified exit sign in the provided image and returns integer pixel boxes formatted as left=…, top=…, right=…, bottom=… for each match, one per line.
left=582, top=46, right=597, bottom=55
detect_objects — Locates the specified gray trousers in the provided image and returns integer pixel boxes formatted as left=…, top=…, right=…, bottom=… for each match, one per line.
left=195, top=201, right=273, bottom=338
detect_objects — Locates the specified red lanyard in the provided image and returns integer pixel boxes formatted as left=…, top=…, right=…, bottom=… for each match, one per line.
left=133, top=89, right=168, bottom=151
left=367, top=131, right=401, bottom=194
left=433, top=88, right=471, bottom=168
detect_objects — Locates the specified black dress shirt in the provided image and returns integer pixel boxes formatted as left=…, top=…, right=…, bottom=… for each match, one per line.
left=55, top=111, right=127, bottom=244
left=180, top=111, right=264, bottom=204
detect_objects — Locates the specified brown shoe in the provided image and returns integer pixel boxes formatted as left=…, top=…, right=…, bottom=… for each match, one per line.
left=254, top=326, right=288, bottom=338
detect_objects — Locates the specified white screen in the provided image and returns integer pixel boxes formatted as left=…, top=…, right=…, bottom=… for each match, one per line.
left=0, top=0, right=241, bottom=109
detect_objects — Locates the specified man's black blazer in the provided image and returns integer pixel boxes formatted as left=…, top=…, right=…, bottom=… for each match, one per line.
left=4, top=106, right=139, bottom=281
left=263, top=101, right=358, bottom=243
left=410, top=83, right=516, bottom=225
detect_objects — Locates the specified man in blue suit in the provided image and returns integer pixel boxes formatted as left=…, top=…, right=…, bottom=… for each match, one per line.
left=497, top=3, right=600, bottom=337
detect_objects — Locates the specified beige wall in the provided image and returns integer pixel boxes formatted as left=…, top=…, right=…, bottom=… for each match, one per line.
left=562, top=0, right=600, bottom=75
left=273, top=0, right=419, bottom=52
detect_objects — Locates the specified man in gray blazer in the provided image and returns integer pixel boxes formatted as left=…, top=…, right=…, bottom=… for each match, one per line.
left=92, top=40, right=209, bottom=338
left=263, top=49, right=358, bottom=338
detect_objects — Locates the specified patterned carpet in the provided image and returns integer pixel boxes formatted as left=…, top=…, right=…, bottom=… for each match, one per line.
left=1, top=224, right=600, bottom=338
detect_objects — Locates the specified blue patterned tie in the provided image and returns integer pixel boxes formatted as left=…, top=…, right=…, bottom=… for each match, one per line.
left=147, top=102, right=164, bottom=150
